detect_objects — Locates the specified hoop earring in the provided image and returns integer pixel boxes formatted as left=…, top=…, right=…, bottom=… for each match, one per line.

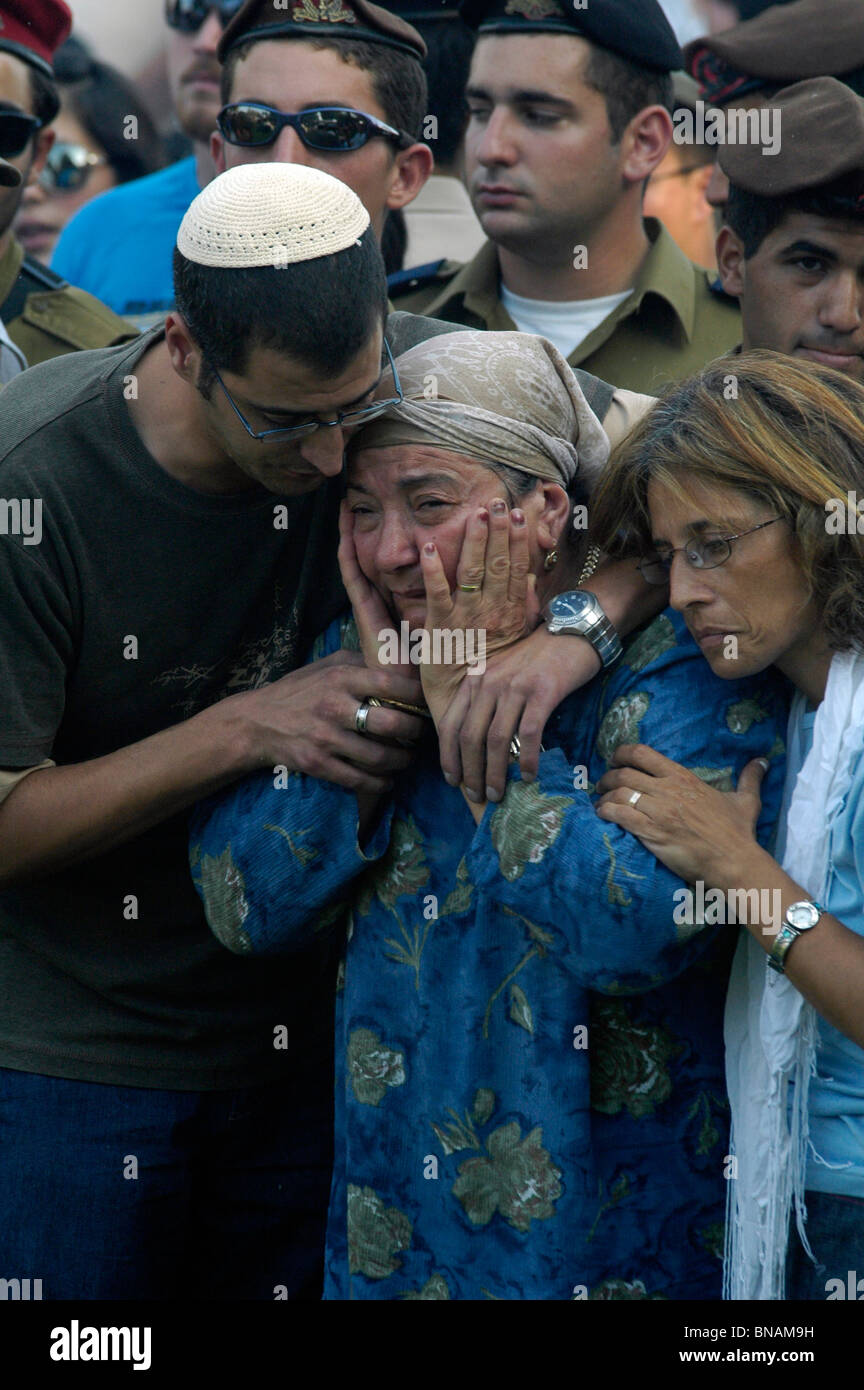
left=543, top=548, right=558, bottom=573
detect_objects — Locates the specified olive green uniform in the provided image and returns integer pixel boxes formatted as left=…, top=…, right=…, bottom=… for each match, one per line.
left=0, top=236, right=137, bottom=366
left=392, top=219, right=741, bottom=396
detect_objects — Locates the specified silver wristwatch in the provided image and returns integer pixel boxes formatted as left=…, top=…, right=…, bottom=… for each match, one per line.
left=543, top=590, right=623, bottom=668
left=768, top=899, right=824, bottom=974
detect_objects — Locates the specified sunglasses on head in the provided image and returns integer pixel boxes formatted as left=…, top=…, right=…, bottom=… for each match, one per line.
left=0, top=109, right=43, bottom=160
left=218, top=102, right=413, bottom=153
left=40, top=142, right=108, bottom=193
left=165, top=0, right=244, bottom=32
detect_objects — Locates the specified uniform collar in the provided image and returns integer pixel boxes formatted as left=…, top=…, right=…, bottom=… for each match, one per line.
left=0, top=236, right=24, bottom=307
left=436, top=219, right=698, bottom=343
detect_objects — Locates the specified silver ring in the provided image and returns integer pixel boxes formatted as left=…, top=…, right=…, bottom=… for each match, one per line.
left=509, top=734, right=521, bottom=762
left=628, top=790, right=642, bottom=807
left=354, top=701, right=372, bottom=734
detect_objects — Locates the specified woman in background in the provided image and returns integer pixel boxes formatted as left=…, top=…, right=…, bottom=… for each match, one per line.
left=16, top=37, right=165, bottom=263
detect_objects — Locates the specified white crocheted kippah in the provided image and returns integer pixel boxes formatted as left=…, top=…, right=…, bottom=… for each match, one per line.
left=176, top=163, right=371, bottom=268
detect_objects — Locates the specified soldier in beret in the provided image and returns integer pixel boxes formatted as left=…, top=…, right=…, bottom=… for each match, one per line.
left=685, top=0, right=864, bottom=212
left=0, top=0, right=135, bottom=362
left=213, top=0, right=434, bottom=274
left=394, top=0, right=741, bottom=395
left=716, top=78, right=864, bottom=382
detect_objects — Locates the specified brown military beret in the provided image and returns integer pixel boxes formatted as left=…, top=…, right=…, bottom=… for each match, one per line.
left=218, top=0, right=426, bottom=64
left=686, top=0, right=864, bottom=105
left=718, top=76, right=864, bottom=199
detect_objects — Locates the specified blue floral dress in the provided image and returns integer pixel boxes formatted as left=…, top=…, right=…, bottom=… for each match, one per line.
left=190, top=610, right=789, bottom=1300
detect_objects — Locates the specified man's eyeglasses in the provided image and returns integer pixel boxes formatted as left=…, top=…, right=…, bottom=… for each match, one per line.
left=638, top=517, right=784, bottom=586
left=218, top=102, right=414, bottom=153
left=40, top=142, right=107, bottom=193
left=211, top=338, right=404, bottom=441
left=0, top=110, right=43, bottom=160
left=165, top=0, right=244, bottom=31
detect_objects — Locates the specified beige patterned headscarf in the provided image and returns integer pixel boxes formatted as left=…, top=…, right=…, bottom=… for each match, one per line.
left=353, top=330, right=610, bottom=488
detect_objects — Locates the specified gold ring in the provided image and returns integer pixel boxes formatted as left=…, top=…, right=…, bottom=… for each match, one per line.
left=458, top=583, right=481, bottom=592
left=369, top=696, right=432, bottom=720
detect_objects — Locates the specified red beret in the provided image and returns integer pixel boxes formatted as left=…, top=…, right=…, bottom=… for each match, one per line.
left=0, top=0, right=72, bottom=78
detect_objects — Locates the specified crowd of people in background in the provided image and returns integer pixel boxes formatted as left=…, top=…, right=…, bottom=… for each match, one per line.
left=0, top=0, right=863, bottom=1305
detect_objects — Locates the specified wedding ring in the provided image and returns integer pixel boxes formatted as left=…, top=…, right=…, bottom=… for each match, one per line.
left=509, top=735, right=521, bottom=762
left=628, top=790, right=642, bottom=807
left=458, top=583, right=481, bottom=592
left=354, top=700, right=372, bottom=734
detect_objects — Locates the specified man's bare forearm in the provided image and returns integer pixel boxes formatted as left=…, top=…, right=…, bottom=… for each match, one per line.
left=0, top=698, right=254, bottom=886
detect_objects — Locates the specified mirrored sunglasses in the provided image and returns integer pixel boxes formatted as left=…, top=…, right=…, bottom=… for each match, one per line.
left=218, top=102, right=411, bottom=153
left=0, top=110, right=43, bottom=160
left=40, top=143, right=108, bottom=192
left=165, top=0, right=244, bottom=31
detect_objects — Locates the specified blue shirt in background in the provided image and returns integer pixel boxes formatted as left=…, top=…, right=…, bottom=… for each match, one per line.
left=51, top=157, right=201, bottom=330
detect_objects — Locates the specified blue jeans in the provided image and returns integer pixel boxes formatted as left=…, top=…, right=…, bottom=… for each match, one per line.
left=785, top=1190, right=864, bottom=1300
left=0, top=1061, right=332, bottom=1300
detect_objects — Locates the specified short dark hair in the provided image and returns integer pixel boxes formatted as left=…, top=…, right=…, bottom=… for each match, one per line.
left=27, top=65, right=60, bottom=126
left=726, top=180, right=864, bottom=259
left=583, top=45, right=673, bottom=145
left=172, top=227, right=388, bottom=396
left=415, top=18, right=474, bottom=166
left=221, top=35, right=428, bottom=139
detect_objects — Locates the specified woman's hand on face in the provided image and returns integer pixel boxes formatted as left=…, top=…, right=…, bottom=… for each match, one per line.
left=418, top=499, right=542, bottom=714
left=338, top=501, right=421, bottom=687
left=594, top=743, right=769, bottom=886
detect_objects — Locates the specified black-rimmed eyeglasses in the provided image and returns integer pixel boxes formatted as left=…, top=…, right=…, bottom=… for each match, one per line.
left=210, top=338, right=403, bottom=441
left=638, top=517, right=784, bottom=586
left=218, top=102, right=414, bottom=153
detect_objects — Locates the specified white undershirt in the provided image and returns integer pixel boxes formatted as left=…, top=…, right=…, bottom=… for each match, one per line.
left=0, top=315, right=26, bottom=384
left=499, top=284, right=632, bottom=360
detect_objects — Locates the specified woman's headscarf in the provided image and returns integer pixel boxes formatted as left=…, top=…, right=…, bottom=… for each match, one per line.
left=355, top=330, right=610, bottom=488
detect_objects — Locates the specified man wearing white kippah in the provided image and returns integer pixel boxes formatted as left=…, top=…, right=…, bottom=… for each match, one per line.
left=0, top=161, right=657, bottom=1299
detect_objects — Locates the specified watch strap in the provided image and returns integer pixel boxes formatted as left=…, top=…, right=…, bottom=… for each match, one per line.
left=767, top=900, right=824, bottom=975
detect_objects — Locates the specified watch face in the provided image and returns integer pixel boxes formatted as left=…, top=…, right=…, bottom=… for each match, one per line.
left=786, top=902, right=820, bottom=931
left=550, top=592, right=594, bottom=622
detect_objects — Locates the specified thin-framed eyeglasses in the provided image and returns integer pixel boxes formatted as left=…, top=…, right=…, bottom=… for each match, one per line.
left=218, top=101, right=415, bottom=153
left=164, top=0, right=244, bottom=32
left=209, top=338, right=403, bottom=441
left=638, top=517, right=784, bottom=586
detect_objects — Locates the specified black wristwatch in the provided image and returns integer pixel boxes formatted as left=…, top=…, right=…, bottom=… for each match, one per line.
left=542, top=590, right=623, bottom=668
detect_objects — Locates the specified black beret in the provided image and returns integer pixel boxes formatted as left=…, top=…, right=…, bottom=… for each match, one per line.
left=458, top=0, right=683, bottom=74
left=719, top=76, right=864, bottom=201
left=219, top=0, right=426, bottom=64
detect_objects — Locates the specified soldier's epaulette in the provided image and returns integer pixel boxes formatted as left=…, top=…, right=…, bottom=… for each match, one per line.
left=0, top=254, right=69, bottom=324
left=707, top=273, right=739, bottom=308
left=387, top=259, right=448, bottom=296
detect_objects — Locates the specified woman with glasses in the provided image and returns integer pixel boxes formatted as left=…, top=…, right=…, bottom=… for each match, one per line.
left=189, top=330, right=789, bottom=1300
left=15, top=37, right=165, bottom=264
left=589, top=350, right=864, bottom=1300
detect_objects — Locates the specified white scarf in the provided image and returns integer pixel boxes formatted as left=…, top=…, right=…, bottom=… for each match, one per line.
left=723, top=649, right=864, bottom=1300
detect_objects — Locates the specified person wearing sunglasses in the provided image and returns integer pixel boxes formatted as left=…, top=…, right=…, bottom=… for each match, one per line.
left=211, top=0, right=432, bottom=259
left=15, top=36, right=165, bottom=264
left=50, top=2, right=238, bottom=327
left=0, top=0, right=136, bottom=364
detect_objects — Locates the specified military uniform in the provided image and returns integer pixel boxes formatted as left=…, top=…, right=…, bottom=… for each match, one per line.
left=392, top=219, right=742, bottom=395
left=0, top=237, right=137, bottom=366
